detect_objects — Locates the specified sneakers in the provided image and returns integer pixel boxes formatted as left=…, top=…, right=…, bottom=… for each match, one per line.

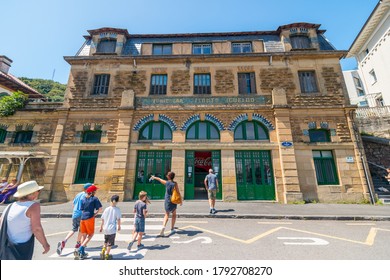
left=105, top=254, right=112, bottom=260
left=127, top=240, right=134, bottom=251
left=209, top=209, right=213, bottom=214
left=56, top=241, right=65, bottom=255
left=158, top=228, right=165, bottom=237
left=100, top=247, right=106, bottom=259
left=211, top=208, right=216, bottom=214
left=137, top=244, right=144, bottom=249
left=170, top=228, right=176, bottom=234
left=74, top=250, right=88, bottom=260
left=79, top=252, right=88, bottom=260
left=75, top=242, right=81, bottom=249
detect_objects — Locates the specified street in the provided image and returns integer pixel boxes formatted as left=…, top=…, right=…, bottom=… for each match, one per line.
left=35, top=217, right=390, bottom=260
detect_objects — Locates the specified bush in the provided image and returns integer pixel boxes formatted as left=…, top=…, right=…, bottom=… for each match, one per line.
left=0, top=91, right=28, bottom=117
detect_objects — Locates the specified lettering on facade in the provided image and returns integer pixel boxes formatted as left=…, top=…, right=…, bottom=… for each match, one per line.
left=136, top=96, right=269, bottom=108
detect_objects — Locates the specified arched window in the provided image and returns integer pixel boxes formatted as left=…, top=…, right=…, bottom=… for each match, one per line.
left=186, top=121, right=219, bottom=140
left=234, top=121, right=268, bottom=140
left=139, top=122, right=172, bottom=141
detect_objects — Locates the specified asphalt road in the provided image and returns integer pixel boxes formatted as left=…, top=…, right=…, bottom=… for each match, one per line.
left=33, top=217, right=390, bottom=260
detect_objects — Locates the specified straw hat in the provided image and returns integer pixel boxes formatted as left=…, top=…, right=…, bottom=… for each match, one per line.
left=13, top=181, right=44, bottom=198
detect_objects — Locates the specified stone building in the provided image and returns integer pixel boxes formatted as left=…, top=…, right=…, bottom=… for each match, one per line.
left=0, top=23, right=374, bottom=203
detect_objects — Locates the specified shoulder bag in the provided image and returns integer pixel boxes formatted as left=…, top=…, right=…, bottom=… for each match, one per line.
left=171, top=183, right=182, bottom=205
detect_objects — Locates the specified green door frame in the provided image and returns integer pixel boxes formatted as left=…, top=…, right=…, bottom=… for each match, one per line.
left=185, top=150, right=222, bottom=200
left=235, top=150, right=275, bottom=200
left=134, top=150, right=172, bottom=199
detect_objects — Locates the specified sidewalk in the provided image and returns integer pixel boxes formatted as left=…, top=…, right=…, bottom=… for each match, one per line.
left=2, top=200, right=389, bottom=221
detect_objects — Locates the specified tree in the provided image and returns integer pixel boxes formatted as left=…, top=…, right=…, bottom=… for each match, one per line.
left=19, top=77, right=66, bottom=101
left=0, top=91, right=28, bottom=117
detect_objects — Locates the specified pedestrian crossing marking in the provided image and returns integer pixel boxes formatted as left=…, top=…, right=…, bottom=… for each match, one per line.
left=178, top=225, right=390, bottom=246
left=50, top=247, right=147, bottom=260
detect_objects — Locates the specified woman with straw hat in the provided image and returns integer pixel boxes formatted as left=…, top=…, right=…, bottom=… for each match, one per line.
left=0, top=181, right=50, bottom=260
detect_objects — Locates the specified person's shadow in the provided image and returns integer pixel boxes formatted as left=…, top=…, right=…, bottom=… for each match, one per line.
left=213, top=209, right=235, bottom=214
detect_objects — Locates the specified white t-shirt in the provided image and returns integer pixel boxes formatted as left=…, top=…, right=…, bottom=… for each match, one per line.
left=101, top=206, right=121, bottom=235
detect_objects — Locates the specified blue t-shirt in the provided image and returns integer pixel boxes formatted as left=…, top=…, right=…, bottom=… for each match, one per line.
left=80, top=195, right=102, bottom=220
left=206, top=173, right=218, bottom=190
left=134, top=200, right=147, bottom=219
left=72, top=191, right=86, bottom=218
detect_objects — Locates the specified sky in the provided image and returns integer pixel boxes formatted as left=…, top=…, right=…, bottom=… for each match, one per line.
left=1, top=0, right=378, bottom=84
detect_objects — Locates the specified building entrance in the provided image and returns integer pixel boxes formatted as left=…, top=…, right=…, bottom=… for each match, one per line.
left=185, top=150, right=221, bottom=200
left=235, top=150, right=275, bottom=200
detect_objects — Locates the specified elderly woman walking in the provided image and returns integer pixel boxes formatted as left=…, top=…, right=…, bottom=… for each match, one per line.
left=151, top=171, right=182, bottom=236
left=0, top=181, right=50, bottom=259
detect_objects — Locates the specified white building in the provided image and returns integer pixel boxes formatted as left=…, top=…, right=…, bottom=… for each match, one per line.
left=347, top=0, right=390, bottom=107
left=342, top=70, right=368, bottom=107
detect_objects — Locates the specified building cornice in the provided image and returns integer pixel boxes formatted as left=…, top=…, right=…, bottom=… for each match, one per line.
left=347, top=0, right=390, bottom=58
left=64, top=50, right=347, bottom=65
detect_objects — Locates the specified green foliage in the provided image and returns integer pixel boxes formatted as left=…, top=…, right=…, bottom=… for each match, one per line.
left=19, top=77, right=66, bottom=102
left=0, top=91, right=28, bottom=117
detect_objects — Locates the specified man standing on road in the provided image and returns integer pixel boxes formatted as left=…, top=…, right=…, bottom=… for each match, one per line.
left=204, top=169, right=219, bottom=214
left=56, top=182, right=92, bottom=255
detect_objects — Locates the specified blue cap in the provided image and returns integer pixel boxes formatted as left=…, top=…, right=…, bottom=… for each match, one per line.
left=83, top=183, right=92, bottom=190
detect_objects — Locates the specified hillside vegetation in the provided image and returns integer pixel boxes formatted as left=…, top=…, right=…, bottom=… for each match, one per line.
left=19, top=77, right=66, bottom=101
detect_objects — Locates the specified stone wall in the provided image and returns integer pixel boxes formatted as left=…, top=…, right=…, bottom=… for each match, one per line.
left=214, top=69, right=235, bottom=93
left=362, top=136, right=390, bottom=169
left=357, top=115, right=390, bottom=139
left=170, top=70, right=191, bottom=94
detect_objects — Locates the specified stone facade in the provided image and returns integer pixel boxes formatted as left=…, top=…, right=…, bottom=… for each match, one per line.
left=0, top=23, right=372, bottom=204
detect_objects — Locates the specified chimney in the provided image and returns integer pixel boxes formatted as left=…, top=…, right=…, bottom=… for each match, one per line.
left=0, top=55, right=13, bottom=74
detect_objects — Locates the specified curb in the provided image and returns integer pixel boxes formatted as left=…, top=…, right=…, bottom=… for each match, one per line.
left=40, top=213, right=390, bottom=221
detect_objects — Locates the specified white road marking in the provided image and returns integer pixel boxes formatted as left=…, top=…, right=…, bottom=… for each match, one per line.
left=345, top=223, right=376, bottom=226
left=172, top=236, right=212, bottom=244
left=277, top=237, right=329, bottom=245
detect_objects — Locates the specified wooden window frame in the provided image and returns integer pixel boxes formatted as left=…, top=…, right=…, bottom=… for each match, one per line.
left=92, top=74, right=110, bottom=95
left=139, top=122, right=172, bottom=141
left=298, top=71, right=318, bottom=93
left=313, top=150, right=339, bottom=185
left=150, top=74, right=168, bottom=95
left=238, top=73, right=257, bottom=94
left=194, top=73, right=211, bottom=94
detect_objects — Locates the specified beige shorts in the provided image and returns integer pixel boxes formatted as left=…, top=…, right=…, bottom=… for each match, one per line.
left=208, top=189, right=217, bottom=200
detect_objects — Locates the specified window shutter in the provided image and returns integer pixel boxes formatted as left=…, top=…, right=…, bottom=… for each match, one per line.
left=250, top=73, right=256, bottom=94
left=238, top=73, right=247, bottom=94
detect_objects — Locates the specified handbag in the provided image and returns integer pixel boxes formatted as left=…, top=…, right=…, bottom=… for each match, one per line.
left=170, top=184, right=182, bottom=205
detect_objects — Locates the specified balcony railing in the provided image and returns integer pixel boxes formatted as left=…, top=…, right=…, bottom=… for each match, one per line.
left=355, top=106, right=390, bottom=118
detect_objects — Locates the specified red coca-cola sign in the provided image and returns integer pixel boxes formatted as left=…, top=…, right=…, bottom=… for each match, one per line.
left=195, top=152, right=212, bottom=172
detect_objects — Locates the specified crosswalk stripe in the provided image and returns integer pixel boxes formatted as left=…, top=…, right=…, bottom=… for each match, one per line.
left=50, top=248, right=148, bottom=260
left=91, top=233, right=157, bottom=242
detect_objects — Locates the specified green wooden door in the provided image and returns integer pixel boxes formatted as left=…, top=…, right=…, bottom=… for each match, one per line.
left=235, top=151, right=275, bottom=200
left=134, top=150, right=172, bottom=199
left=211, top=150, right=222, bottom=200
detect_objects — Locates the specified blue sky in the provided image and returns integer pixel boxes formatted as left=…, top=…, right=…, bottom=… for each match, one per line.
left=1, top=0, right=378, bottom=84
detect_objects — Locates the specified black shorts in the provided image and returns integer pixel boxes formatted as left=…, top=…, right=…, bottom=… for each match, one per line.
left=104, top=234, right=116, bottom=247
